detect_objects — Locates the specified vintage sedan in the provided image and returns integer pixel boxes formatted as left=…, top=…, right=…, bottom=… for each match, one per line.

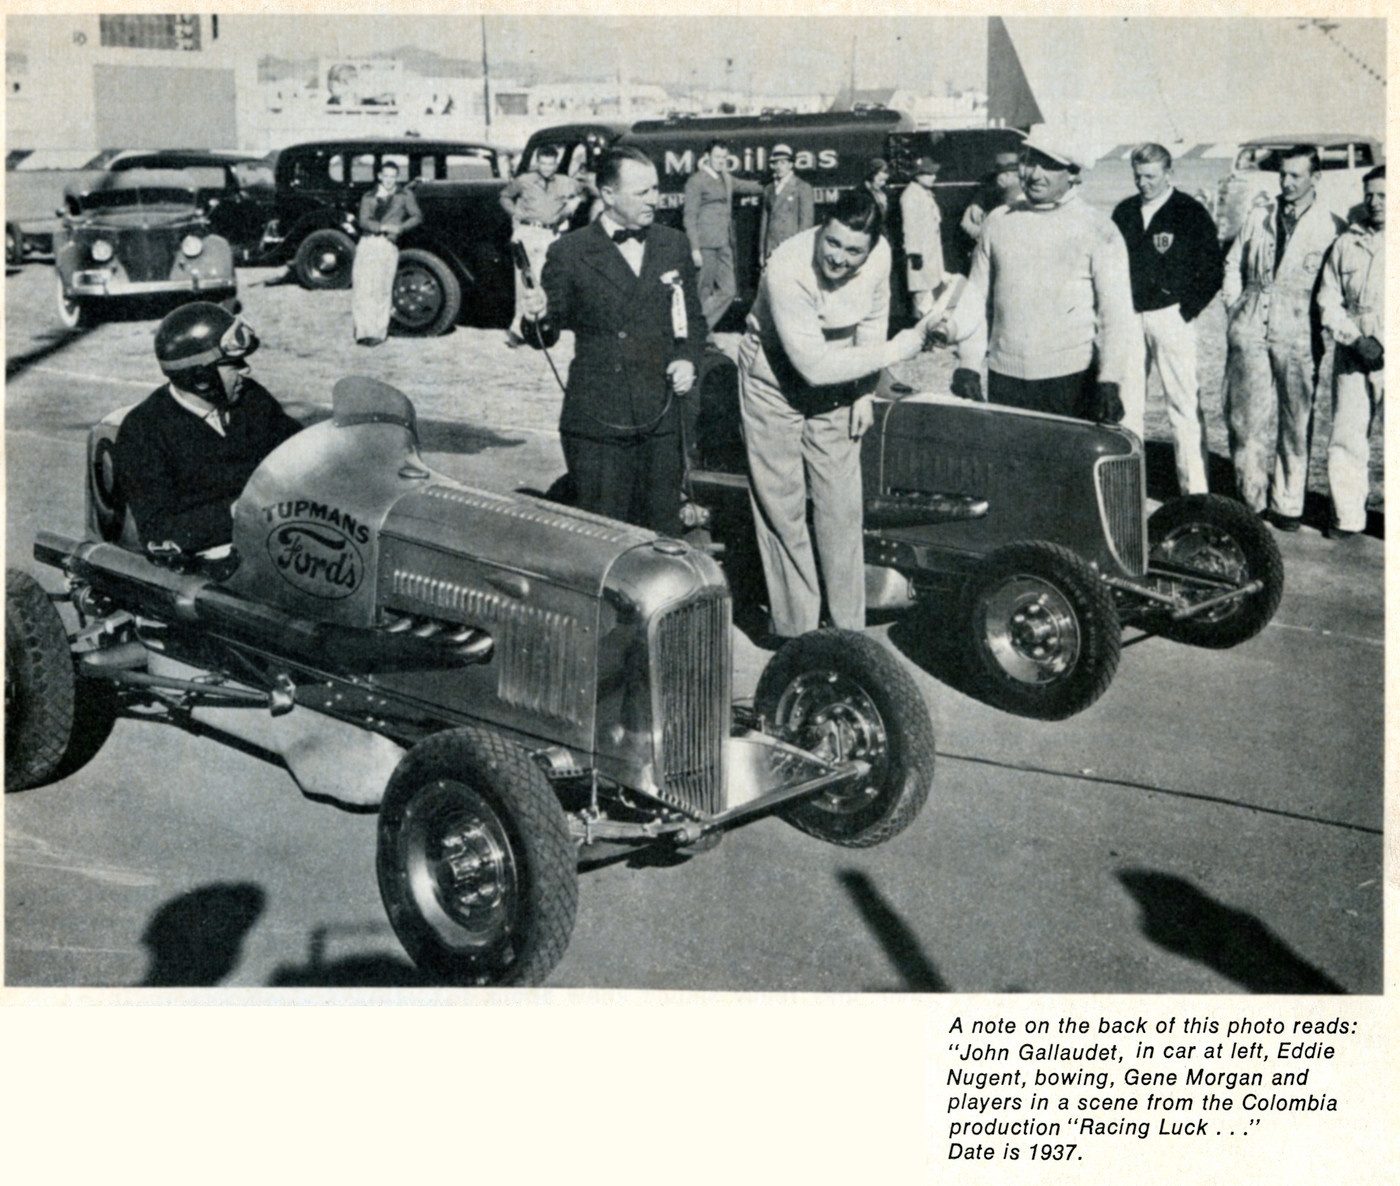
left=1215, top=133, right=1383, bottom=242
left=687, top=361, right=1285, bottom=721
left=106, top=150, right=276, bottom=264
left=7, top=377, right=935, bottom=987
left=53, top=168, right=237, bottom=329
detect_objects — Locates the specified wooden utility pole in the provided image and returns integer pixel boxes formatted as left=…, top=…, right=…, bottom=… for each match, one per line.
left=481, top=15, right=492, bottom=131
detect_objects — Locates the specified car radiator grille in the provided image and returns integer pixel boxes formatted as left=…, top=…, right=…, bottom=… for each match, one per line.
left=1096, top=455, right=1146, bottom=575
left=116, top=228, right=178, bottom=282
left=654, top=591, right=730, bottom=817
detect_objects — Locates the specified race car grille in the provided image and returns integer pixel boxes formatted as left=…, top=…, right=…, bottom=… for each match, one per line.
left=111, top=227, right=178, bottom=282
left=1095, top=455, right=1146, bottom=576
left=653, top=591, right=730, bottom=817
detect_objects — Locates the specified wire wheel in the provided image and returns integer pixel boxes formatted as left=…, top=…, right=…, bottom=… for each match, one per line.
left=755, top=630, right=934, bottom=847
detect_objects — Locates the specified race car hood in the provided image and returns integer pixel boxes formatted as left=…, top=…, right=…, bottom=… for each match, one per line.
left=227, top=377, right=658, bottom=630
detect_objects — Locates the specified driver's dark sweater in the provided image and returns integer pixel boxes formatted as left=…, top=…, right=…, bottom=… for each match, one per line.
left=114, top=380, right=301, bottom=553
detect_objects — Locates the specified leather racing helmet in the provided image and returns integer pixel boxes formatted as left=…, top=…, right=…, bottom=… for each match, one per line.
left=155, top=302, right=259, bottom=402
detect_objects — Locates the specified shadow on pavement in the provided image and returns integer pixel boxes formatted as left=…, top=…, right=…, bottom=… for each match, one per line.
left=6, top=327, right=91, bottom=381
left=886, top=604, right=987, bottom=709
left=136, top=882, right=266, bottom=987
left=1117, top=868, right=1346, bottom=994
left=839, top=869, right=951, bottom=992
left=266, top=924, right=430, bottom=987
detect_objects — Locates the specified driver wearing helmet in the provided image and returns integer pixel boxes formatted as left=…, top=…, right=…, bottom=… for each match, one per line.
left=115, top=302, right=301, bottom=566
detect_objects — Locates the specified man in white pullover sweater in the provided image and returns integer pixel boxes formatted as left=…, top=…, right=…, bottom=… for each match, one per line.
left=944, top=128, right=1136, bottom=430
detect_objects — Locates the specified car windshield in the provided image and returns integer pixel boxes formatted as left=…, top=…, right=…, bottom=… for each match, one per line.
left=79, top=188, right=195, bottom=213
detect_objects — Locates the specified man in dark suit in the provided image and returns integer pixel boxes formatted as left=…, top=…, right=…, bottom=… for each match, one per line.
left=759, top=143, right=816, bottom=263
left=1111, top=143, right=1223, bottom=493
left=522, top=146, right=706, bottom=535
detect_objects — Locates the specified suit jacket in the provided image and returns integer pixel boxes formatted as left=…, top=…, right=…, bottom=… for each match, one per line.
left=1111, top=187, right=1222, bottom=322
left=683, top=167, right=764, bottom=251
left=529, top=219, right=706, bottom=439
left=760, top=175, right=816, bottom=261
left=357, top=187, right=422, bottom=236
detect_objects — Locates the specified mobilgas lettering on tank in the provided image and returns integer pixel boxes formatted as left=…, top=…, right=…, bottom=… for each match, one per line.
left=623, top=108, right=913, bottom=204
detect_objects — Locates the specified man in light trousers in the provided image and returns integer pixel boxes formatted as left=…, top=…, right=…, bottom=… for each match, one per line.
left=1111, top=143, right=1223, bottom=491
left=1316, top=165, right=1384, bottom=539
left=1222, top=145, right=1345, bottom=528
left=738, top=189, right=936, bottom=639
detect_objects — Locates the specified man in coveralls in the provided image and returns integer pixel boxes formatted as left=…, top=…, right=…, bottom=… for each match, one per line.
left=1222, top=145, right=1345, bottom=528
left=1316, top=165, right=1385, bottom=539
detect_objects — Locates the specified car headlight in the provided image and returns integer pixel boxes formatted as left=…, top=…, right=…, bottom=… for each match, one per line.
left=90, top=239, right=114, bottom=263
left=181, top=235, right=204, bottom=258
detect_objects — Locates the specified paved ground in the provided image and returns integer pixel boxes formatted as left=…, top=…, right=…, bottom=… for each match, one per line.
left=3, top=258, right=1383, bottom=992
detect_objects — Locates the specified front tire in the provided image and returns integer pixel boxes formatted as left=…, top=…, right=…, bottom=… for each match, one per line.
left=755, top=630, right=935, bottom=847
left=391, top=248, right=462, bottom=336
left=1147, top=494, right=1284, bottom=648
left=962, top=541, right=1121, bottom=720
left=293, top=228, right=355, bottom=289
left=55, top=275, right=88, bottom=329
left=377, top=728, right=578, bottom=986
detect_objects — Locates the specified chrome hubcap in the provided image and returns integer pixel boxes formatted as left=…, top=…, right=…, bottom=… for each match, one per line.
left=982, top=577, right=1080, bottom=684
left=774, top=671, right=887, bottom=814
left=401, top=780, right=518, bottom=953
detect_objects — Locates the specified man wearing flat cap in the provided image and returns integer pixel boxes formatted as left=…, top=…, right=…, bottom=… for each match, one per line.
left=900, top=156, right=946, bottom=317
left=759, top=144, right=815, bottom=264
left=941, top=127, right=1135, bottom=426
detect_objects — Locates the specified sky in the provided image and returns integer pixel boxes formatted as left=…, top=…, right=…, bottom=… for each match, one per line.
left=239, top=14, right=991, bottom=94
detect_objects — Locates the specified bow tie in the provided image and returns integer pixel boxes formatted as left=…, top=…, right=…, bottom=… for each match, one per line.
left=610, top=226, right=647, bottom=244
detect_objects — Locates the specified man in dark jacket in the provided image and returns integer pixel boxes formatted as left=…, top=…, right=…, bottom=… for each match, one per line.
left=1111, top=143, right=1223, bottom=493
left=522, top=146, right=706, bottom=535
left=116, top=302, right=301, bottom=566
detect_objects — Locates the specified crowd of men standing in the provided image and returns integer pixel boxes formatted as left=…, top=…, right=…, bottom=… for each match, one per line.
left=942, top=134, right=1383, bottom=542
left=511, top=131, right=1382, bottom=638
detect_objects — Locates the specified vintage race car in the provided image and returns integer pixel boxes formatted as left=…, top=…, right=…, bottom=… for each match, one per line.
left=7, top=377, right=935, bottom=987
left=53, top=168, right=237, bottom=329
left=686, top=360, right=1286, bottom=721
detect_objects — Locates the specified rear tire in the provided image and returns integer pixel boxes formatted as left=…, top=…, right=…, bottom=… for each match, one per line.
left=1147, top=494, right=1284, bottom=648
left=5, top=570, right=120, bottom=794
left=755, top=630, right=934, bottom=848
left=293, top=228, right=355, bottom=289
left=391, top=248, right=462, bottom=336
left=962, top=541, right=1121, bottom=720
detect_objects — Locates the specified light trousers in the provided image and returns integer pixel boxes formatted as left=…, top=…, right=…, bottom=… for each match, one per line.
left=1327, top=363, right=1383, bottom=532
left=509, top=223, right=558, bottom=336
left=1138, top=305, right=1207, bottom=493
left=351, top=234, right=398, bottom=343
left=1226, top=318, right=1317, bottom=517
left=738, top=351, right=865, bottom=638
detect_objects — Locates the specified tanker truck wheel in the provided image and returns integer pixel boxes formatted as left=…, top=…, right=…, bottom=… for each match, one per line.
left=377, top=727, right=578, bottom=987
